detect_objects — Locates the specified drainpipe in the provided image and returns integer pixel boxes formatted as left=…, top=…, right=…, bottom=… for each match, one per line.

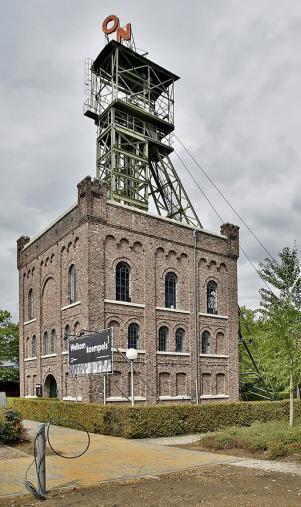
left=193, top=230, right=200, bottom=404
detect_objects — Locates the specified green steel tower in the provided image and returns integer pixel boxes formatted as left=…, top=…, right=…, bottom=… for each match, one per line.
left=84, top=35, right=202, bottom=228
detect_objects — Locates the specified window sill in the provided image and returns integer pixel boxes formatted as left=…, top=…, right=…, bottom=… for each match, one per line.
left=200, top=354, right=229, bottom=358
left=200, top=395, right=229, bottom=399
left=106, top=396, right=146, bottom=402
left=104, top=299, right=145, bottom=308
left=61, top=301, right=81, bottom=311
left=199, top=313, right=228, bottom=320
left=112, top=347, right=146, bottom=354
left=156, top=351, right=190, bottom=356
left=41, top=353, right=57, bottom=359
left=159, top=396, right=191, bottom=400
left=24, top=319, right=36, bottom=326
left=156, top=307, right=190, bottom=314
left=62, top=396, right=82, bottom=402
left=61, top=351, right=68, bottom=355
left=24, top=357, right=37, bottom=362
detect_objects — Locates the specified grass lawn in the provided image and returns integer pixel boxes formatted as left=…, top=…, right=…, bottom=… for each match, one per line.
left=200, top=419, right=301, bottom=461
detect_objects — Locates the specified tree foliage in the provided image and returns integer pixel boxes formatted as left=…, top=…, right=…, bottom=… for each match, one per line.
left=258, top=247, right=301, bottom=424
left=0, top=310, right=19, bottom=363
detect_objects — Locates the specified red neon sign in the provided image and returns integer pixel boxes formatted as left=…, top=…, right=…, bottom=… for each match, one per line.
left=102, top=15, right=132, bottom=43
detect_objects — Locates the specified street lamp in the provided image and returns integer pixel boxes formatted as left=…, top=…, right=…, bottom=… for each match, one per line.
left=126, top=348, right=138, bottom=406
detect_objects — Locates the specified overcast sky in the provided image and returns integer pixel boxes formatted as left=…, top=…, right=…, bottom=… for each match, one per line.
left=1, top=0, right=301, bottom=320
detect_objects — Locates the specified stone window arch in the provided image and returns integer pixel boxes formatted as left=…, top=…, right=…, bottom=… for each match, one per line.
left=128, top=323, right=139, bottom=349
left=158, top=326, right=168, bottom=351
left=201, top=330, right=211, bottom=354
left=28, top=288, right=34, bottom=320
left=175, top=328, right=185, bottom=352
left=116, top=261, right=131, bottom=302
left=69, top=264, right=77, bottom=304
left=165, top=272, right=177, bottom=308
left=207, top=280, right=218, bottom=314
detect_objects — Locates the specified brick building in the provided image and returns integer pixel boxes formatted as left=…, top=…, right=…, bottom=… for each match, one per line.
left=17, top=32, right=240, bottom=404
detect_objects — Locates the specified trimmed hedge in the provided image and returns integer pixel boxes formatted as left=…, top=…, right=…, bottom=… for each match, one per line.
left=8, top=398, right=301, bottom=439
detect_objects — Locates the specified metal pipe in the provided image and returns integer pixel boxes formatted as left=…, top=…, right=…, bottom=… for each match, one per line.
left=36, top=424, right=46, bottom=497
left=131, top=360, right=134, bottom=407
left=193, top=230, right=200, bottom=404
left=103, top=374, right=106, bottom=405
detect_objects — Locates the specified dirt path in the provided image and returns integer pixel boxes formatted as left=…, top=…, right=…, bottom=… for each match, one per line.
left=2, top=464, right=301, bottom=507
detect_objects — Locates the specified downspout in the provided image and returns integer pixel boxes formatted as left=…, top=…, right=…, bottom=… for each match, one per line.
left=193, top=230, right=200, bottom=404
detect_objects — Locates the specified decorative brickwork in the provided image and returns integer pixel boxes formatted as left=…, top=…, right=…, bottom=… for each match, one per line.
left=17, top=176, right=240, bottom=404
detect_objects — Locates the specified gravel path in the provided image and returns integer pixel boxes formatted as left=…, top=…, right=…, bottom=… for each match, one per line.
left=137, top=433, right=204, bottom=446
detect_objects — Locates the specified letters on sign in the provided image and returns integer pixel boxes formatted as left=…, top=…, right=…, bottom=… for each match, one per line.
left=102, top=15, right=132, bottom=43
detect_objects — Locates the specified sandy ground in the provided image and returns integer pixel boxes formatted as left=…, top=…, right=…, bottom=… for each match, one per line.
left=1, top=464, right=301, bottom=507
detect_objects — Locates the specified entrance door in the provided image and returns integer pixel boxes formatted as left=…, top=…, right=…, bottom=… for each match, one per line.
left=49, top=377, right=57, bottom=398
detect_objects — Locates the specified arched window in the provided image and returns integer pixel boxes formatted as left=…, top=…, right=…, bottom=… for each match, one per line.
left=165, top=272, right=177, bottom=308
left=116, top=262, right=131, bottom=302
left=216, top=373, right=226, bottom=395
left=69, top=264, right=77, bottom=304
left=176, top=372, right=186, bottom=396
left=32, top=335, right=37, bottom=357
left=158, top=326, right=168, bottom=352
left=108, top=320, right=120, bottom=347
left=26, top=337, right=30, bottom=357
left=64, top=325, right=71, bottom=352
left=43, top=331, right=48, bottom=355
left=207, top=280, right=218, bottom=314
left=216, top=332, right=225, bottom=355
left=50, top=329, right=56, bottom=354
left=202, top=373, right=211, bottom=396
left=201, top=331, right=210, bottom=354
left=28, top=288, right=34, bottom=320
left=159, top=372, right=171, bottom=397
left=175, top=328, right=185, bottom=352
left=128, top=323, right=139, bottom=349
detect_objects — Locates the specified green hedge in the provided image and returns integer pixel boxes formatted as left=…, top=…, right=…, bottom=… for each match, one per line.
left=8, top=398, right=301, bottom=439
left=0, top=408, right=25, bottom=443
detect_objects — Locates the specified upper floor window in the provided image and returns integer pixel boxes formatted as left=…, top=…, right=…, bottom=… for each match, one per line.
left=28, top=288, right=34, bottom=320
left=207, top=280, right=218, bottom=314
left=201, top=331, right=210, bottom=354
left=158, top=326, right=168, bottom=352
left=32, top=335, right=37, bottom=357
left=50, top=329, right=56, bottom=354
left=64, top=325, right=71, bottom=351
left=175, top=328, right=185, bottom=352
left=116, top=262, right=131, bottom=302
left=128, top=323, right=139, bottom=349
left=165, top=272, right=177, bottom=308
left=43, top=331, right=48, bottom=355
left=69, top=264, right=77, bottom=304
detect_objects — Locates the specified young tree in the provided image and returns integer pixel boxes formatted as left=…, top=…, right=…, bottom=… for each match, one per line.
left=258, top=247, right=301, bottom=425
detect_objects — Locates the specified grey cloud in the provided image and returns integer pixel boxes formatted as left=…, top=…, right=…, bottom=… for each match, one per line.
left=1, top=0, right=301, bottom=319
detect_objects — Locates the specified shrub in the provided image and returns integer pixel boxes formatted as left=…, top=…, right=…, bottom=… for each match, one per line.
left=200, top=419, right=301, bottom=460
left=8, top=398, right=301, bottom=439
left=0, top=408, right=26, bottom=444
